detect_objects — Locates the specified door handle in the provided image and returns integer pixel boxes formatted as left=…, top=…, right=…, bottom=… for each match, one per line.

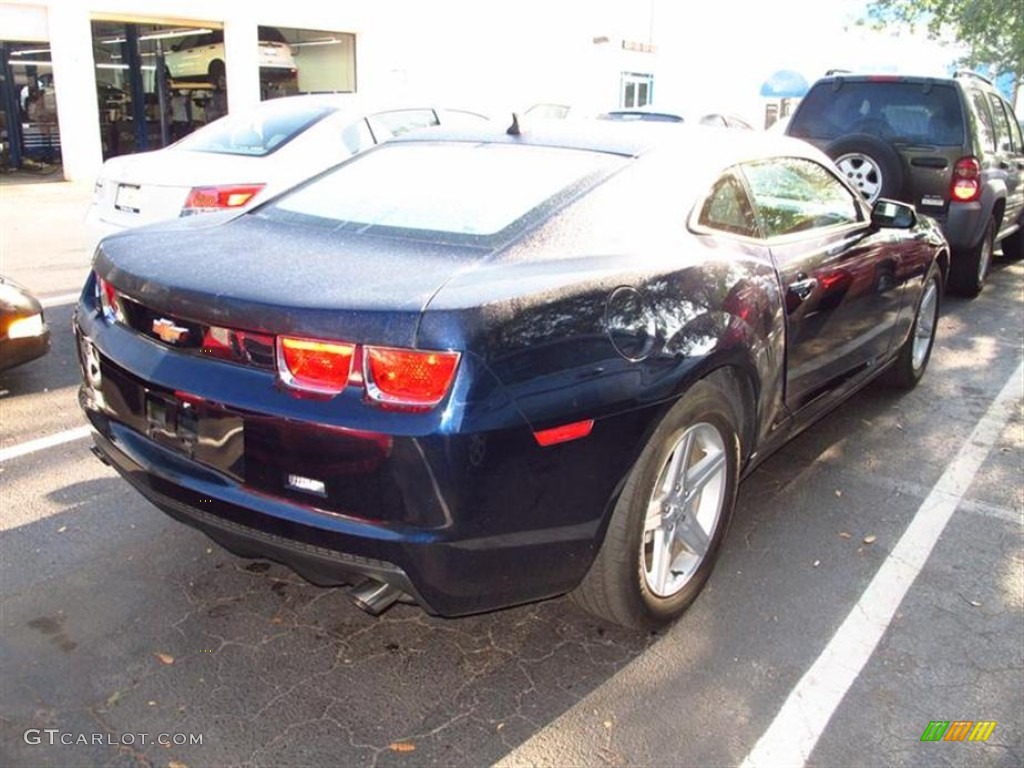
left=788, top=277, right=818, bottom=300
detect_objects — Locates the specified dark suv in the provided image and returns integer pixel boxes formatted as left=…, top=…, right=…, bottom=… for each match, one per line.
left=786, top=71, right=1024, bottom=296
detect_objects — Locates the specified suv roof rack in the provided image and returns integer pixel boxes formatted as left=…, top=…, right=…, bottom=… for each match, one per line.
left=953, top=69, right=993, bottom=86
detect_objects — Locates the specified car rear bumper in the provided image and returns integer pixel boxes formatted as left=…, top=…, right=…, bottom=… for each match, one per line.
left=0, top=329, right=51, bottom=372
left=82, top=403, right=616, bottom=616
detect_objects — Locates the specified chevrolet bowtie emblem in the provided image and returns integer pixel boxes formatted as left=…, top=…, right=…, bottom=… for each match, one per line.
left=152, top=318, right=190, bottom=344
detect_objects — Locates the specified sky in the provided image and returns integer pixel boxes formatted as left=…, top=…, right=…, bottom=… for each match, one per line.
left=366, top=0, right=963, bottom=121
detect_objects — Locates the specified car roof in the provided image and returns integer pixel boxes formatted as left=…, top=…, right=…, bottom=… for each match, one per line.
left=389, top=118, right=823, bottom=167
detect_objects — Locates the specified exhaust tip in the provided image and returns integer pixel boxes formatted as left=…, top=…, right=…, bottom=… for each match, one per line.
left=347, top=580, right=404, bottom=616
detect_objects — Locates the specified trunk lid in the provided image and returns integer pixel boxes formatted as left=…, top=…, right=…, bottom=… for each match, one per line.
left=95, top=213, right=489, bottom=347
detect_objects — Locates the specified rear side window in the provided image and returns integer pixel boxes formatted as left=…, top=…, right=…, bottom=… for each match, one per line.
left=258, top=26, right=288, bottom=44
left=176, top=102, right=333, bottom=156
left=741, top=158, right=861, bottom=237
left=988, top=93, right=1014, bottom=151
left=789, top=81, right=964, bottom=146
left=969, top=90, right=997, bottom=152
left=697, top=172, right=758, bottom=237
left=267, top=142, right=624, bottom=238
left=367, top=109, right=439, bottom=141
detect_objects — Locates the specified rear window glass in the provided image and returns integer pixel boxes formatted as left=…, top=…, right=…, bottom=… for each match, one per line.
left=789, top=81, right=964, bottom=146
left=266, top=142, right=622, bottom=237
left=176, top=102, right=333, bottom=156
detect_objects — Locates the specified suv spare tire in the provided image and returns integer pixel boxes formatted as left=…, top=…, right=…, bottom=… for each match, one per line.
left=825, top=133, right=904, bottom=204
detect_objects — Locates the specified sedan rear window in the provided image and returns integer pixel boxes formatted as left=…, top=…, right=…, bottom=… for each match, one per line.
left=176, top=102, right=334, bottom=157
left=267, top=142, right=623, bottom=237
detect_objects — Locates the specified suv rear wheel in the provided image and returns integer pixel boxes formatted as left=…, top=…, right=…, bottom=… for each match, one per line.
left=949, top=217, right=994, bottom=297
left=825, top=134, right=904, bottom=204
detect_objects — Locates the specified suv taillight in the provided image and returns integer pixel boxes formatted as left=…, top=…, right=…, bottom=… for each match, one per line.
left=950, top=157, right=981, bottom=203
left=182, top=184, right=266, bottom=216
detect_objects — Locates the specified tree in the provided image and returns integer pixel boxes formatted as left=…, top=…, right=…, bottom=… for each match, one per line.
left=863, top=0, right=1023, bottom=105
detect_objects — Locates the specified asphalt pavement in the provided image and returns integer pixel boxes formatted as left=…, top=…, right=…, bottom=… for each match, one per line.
left=1, top=179, right=1021, bottom=768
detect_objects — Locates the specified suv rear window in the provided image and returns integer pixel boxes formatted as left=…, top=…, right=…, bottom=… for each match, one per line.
left=175, top=102, right=334, bottom=156
left=789, top=81, right=965, bottom=146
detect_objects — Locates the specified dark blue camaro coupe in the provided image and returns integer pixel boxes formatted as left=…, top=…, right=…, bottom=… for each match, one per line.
left=75, top=122, right=947, bottom=629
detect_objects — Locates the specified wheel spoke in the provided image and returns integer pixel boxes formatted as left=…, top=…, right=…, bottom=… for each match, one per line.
left=662, top=431, right=693, bottom=496
left=675, top=513, right=710, bottom=557
left=644, top=497, right=665, bottom=533
left=648, top=528, right=672, bottom=594
left=682, top=449, right=726, bottom=504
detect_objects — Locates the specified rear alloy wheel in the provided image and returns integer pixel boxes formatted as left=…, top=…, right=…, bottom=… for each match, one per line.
left=825, top=134, right=904, bottom=204
left=571, top=379, right=739, bottom=630
left=884, top=265, right=941, bottom=389
left=949, top=217, right=994, bottom=297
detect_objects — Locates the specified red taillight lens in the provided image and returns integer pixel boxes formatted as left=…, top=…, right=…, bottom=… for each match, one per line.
left=950, top=157, right=981, bottom=202
left=96, top=275, right=123, bottom=322
left=278, top=337, right=356, bottom=395
left=364, top=346, right=460, bottom=408
left=533, top=419, right=595, bottom=447
left=182, top=184, right=266, bottom=215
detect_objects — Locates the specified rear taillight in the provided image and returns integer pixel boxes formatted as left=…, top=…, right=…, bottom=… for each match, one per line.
left=277, top=337, right=356, bottom=395
left=275, top=336, right=460, bottom=409
left=182, top=184, right=266, bottom=216
left=950, top=157, right=981, bottom=203
left=96, top=275, right=123, bottom=322
left=364, top=346, right=461, bottom=409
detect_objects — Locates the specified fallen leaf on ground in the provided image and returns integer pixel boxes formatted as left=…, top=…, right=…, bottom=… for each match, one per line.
left=154, top=652, right=175, bottom=665
left=106, top=690, right=124, bottom=707
left=839, top=531, right=851, bottom=539
left=969, top=600, right=982, bottom=607
left=834, top=490, right=842, bottom=497
left=863, top=535, right=877, bottom=545
left=57, top=526, right=67, bottom=533
left=389, top=742, right=416, bottom=753
left=169, top=761, right=189, bottom=768
left=813, top=560, right=821, bottom=567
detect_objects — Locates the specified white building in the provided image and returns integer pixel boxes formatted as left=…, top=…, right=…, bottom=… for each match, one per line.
left=0, top=0, right=664, bottom=182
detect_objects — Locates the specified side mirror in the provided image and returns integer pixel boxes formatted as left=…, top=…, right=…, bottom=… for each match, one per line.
left=871, top=199, right=916, bottom=229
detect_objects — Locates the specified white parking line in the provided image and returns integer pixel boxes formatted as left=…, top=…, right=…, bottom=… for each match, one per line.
left=0, top=426, right=93, bottom=463
left=40, top=292, right=81, bottom=308
left=740, top=359, right=1024, bottom=768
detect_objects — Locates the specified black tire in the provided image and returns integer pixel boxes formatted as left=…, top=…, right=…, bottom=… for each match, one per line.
left=883, top=264, right=941, bottom=389
left=949, top=217, right=994, bottom=297
left=208, top=60, right=227, bottom=91
left=825, top=133, right=904, bottom=204
left=571, top=378, right=740, bottom=630
left=1002, top=227, right=1024, bottom=261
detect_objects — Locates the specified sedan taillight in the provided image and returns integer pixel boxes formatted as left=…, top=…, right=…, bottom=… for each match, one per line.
left=950, top=157, right=981, bottom=203
left=182, top=184, right=266, bottom=216
left=364, top=346, right=461, bottom=409
left=278, top=337, right=356, bottom=395
left=96, top=276, right=123, bottom=322
left=276, top=337, right=460, bottom=409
